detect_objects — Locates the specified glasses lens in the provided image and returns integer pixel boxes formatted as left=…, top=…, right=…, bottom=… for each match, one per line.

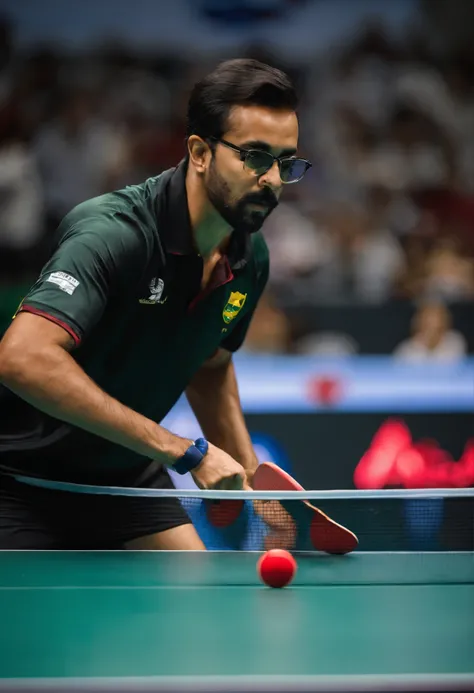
left=243, top=150, right=274, bottom=175
left=280, top=159, right=309, bottom=183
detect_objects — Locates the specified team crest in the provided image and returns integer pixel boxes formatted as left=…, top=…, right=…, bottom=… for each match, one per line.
left=223, top=291, right=247, bottom=324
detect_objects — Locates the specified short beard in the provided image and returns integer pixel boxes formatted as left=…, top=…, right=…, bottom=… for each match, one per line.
left=205, top=157, right=278, bottom=235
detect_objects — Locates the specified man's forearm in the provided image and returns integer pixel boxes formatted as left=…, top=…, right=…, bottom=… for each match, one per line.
left=0, top=345, right=191, bottom=465
left=186, top=356, right=258, bottom=474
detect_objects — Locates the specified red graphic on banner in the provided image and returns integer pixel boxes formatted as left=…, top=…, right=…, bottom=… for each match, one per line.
left=353, top=419, right=474, bottom=489
left=307, top=376, right=343, bottom=406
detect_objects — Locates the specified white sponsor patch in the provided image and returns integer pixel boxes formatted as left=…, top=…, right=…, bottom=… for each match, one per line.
left=46, top=271, right=80, bottom=295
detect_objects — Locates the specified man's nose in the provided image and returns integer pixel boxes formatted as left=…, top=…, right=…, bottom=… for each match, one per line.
left=258, top=160, right=282, bottom=192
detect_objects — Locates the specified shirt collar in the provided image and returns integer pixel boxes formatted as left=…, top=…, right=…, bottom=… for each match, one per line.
left=161, top=158, right=195, bottom=256
left=161, top=158, right=250, bottom=270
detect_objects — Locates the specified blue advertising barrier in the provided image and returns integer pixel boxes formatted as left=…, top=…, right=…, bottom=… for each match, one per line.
left=164, top=356, right=474, bottom=550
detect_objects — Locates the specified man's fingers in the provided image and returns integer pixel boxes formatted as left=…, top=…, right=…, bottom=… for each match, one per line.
left=230, top=472, right=245, bottom=490
left=213, top=473, right=244, bottom=490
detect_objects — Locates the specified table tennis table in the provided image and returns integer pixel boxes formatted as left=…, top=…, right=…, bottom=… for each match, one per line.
left=0, top=550, right=473, bottom=692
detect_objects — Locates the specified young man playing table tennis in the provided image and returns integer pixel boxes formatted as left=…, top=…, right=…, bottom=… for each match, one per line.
left=0, top=59, right=312, bottom=550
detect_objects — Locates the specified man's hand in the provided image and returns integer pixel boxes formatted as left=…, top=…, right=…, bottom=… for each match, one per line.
left=191, top=442, right=251, bottom=490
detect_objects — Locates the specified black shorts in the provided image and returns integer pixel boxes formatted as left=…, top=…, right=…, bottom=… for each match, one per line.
left=0, top=467, right=191, bottom=549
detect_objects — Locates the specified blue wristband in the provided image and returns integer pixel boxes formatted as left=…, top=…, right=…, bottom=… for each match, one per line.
left=172, top=438, right=209, bottom=475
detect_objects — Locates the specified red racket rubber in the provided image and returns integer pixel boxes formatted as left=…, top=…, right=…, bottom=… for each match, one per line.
left=253, top=462, right=358, bottom=554
left=206, top=500, right=245, bottom=528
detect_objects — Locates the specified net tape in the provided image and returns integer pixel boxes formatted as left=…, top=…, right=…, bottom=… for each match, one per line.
left=13, top=475, right=474, bottom=499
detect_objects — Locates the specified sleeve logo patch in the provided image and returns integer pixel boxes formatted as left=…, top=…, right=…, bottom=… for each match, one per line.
left=46, top=271, right=80, bottom=295
left=139, top=277, right=167, bottom=305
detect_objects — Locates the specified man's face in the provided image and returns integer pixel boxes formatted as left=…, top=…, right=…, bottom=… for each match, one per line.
left=204, top=105, right=299, bottom=234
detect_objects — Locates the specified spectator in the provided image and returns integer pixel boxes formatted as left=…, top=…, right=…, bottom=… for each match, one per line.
left=0, top=9, right=472, bottom=321
left=0, top=120, right=43, bottom=281
left=243, top=292, right=292, bottom=354
left=33, top=88, right=128, bottom=229
left=314, top=104, right=379, bottom=196
left=358, top=105, right=454, bottom=193
left=295, top=331, right=358, bottom=356
left=263, top=199, right=323, bottom=285
left=304, top=201, right=405, bottom=304
left=421, top=239, right=474, bottom=301
left=396, top=49, right=474, bottom=194
left=442, top=57, right=474, bottom=194
left=99, top=47, right=172, bottom=126
left=394, top=301, right=467, bottom=362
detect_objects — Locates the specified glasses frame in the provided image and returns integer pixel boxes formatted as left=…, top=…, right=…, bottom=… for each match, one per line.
left=209, top=137, right=312, bottom=184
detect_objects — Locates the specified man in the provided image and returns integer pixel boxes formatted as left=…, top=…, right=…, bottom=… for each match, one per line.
left=0, top=59, right=311, bottom=550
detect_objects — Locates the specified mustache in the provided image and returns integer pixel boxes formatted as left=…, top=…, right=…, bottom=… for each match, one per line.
left=243, top=191, right=279, bottom=208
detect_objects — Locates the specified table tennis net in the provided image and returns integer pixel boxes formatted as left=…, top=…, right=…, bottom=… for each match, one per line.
left=176, top=491, right=474, bottom=552
left=12, top=475, right=474, bottom=552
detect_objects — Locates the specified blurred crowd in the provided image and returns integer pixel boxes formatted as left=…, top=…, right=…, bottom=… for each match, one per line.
left=266, top=24, right=474, bottom=306
left=0, top=13, right=473, bottom=358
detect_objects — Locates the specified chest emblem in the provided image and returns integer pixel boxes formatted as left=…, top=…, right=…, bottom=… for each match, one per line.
left=139, top=277, right=167, bottom=305
left=223, top=291, right=247, bottom=324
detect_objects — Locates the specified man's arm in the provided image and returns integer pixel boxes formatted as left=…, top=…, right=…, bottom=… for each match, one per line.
left=0, top=313, right=192, bottom=461
left=187, top=348, right=298, bottom=545
left=0, top=313, right=248, bottom=489
left=185, top=349, right=259, bottom=481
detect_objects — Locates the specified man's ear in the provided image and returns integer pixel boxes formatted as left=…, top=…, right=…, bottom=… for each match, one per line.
left=187, top=135, right=211, bottom=174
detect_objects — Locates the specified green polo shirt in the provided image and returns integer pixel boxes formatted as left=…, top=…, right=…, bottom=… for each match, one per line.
left=0, top=160, right=269, bottom=483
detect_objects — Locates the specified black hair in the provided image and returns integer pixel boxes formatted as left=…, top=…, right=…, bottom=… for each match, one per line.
left=186, top=58, right=298, bottom=140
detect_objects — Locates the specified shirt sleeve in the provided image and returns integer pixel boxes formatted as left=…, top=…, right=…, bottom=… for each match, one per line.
left=17, top=211, right=150, bottom=346
left=221, top=240, right=269, bottom=353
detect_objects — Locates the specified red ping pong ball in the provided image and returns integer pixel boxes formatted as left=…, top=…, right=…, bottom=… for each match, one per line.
left=257, top=549, right=297, bottom=588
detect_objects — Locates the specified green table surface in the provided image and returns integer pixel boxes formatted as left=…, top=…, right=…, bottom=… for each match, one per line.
left=1, top=551, right=473, bottom=692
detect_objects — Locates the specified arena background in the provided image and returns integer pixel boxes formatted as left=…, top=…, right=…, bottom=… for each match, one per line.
left=0, top=0, right=473, bottom=503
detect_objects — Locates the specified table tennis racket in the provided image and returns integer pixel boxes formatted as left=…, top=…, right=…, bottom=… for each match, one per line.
left=253, top=462, right=358, bottom=554
left=206, top=499, right=245, bottom=527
